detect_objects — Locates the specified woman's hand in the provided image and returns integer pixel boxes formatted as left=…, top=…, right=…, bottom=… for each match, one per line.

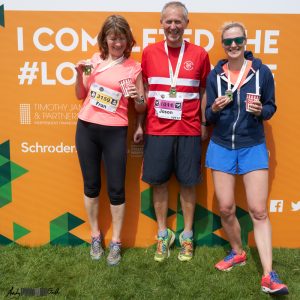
left=75, top=60, right=90, bottom=100
left=75, top=60, right=93, bottom=77
left=127, top=84, right=140, bottom=100
left=249, top=101, right=263, bottom=116
left=75, top=60, right=86, bottom=75
left=211, top=96, right=229, bottom=113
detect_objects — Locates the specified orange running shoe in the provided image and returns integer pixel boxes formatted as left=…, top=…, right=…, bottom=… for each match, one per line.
left=215, top=249, right=246, bottom=271
left=261, top=271, right=289, bottom=295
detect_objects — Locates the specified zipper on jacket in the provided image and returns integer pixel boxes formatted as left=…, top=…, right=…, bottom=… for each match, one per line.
left=231, top=89, right=241, bottom=149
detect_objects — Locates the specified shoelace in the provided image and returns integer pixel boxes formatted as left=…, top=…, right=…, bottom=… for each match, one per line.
left=270, top=271, right=282, bottom=283
left=156, top=237, right=167, bottom=254
left=109, top=243, right=121, bottom=258
left=91, top=237, right=101, bottom=253
left=224, top=250, right=236, bottom=262
left=180, top=241, right=193, bottom=254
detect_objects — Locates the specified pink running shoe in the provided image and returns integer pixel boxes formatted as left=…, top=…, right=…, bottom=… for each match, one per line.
left=261, top=271, right=289, bottom=295
left=215, top=249, right=246, bottom=271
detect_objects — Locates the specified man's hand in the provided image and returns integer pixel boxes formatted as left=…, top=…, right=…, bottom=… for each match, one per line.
left=133, top=126, right=144, bottom=144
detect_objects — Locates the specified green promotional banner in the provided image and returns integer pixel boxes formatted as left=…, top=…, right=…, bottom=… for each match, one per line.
left=0, top=5, right=4, bottom=27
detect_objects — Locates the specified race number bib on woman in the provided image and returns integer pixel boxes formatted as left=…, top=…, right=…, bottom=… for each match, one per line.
left=89, top=83, right=122, bottom=113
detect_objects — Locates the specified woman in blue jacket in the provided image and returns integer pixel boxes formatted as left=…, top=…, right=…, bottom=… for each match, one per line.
left=205, top=22, right=288, bottom=295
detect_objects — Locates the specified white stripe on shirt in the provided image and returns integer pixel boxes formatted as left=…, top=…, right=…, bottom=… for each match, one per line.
left=148, top=91, right=199, bottom=100
left=148, top=77, right=200, bottom=87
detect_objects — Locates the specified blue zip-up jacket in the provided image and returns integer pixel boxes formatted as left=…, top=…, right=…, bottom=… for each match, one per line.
left=205, top=51, right=276, bottom=149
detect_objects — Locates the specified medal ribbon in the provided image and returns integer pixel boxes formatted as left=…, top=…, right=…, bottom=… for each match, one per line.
left=164, top=41, right=185, bottom=90
left=227, top=59, right=247, bottom=92
left=95, top=55, right=125, bottom=74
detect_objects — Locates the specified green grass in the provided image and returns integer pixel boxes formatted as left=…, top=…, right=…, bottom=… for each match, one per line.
left=0, top=245, right=299, bottom=299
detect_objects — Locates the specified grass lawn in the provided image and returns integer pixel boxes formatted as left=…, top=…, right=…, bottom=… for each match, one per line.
left=0, top=245, right=299, bottom=299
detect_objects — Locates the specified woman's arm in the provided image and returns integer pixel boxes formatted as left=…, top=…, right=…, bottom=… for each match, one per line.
left=75, top=60, right=89, bottom=100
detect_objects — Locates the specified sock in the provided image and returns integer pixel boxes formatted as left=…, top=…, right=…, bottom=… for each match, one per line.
left=182, top=230, right=193, bottom=239
left=91, top=232, right=101, bottom=239
left=158, top=229, right=168, bottom=238
left=111, top=240, right=121, bottom=246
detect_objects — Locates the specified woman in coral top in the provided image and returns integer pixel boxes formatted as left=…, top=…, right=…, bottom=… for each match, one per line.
left=74, top=15, right=146, bottom=266
left=205, top=22, right=288, bottom=295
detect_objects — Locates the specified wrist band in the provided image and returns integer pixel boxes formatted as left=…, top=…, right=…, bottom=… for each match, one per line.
left=201, top=121, right=210, bottom=127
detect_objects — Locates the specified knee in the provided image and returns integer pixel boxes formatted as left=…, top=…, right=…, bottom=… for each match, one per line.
left=84, top=179, right=100, bottom=198
left=84, top=188, right=100, bottom=198
left=219, top=205, right=236, bottom=219
left=249, top=208, right=268, bottom=221
left=180, top=185, right=195, bottom=196
left=107, top=182, right=125, bottom=205
left=152, top=183, right=168, bottom=195
left=110, top=196, right=125, bottom=206
left=108, top=189, right=125, bottom=206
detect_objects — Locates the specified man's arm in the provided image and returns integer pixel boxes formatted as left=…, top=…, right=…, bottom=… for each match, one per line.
left=133, top=82, right=148, bottom=144
left=200, top=87, right=209, bottom=141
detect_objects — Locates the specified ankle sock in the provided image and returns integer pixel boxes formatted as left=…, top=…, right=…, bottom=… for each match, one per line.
left=182, top=230, right=193, bottom=239
left=158, top=229, right=168, bottom=238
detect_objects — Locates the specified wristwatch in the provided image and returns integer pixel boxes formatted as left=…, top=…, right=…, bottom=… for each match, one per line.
left=135, top=96, right=145, bottom=105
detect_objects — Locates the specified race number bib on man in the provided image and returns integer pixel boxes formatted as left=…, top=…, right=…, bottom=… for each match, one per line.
left=89, top=83, right=122, bottom=113
left=154, top=94, right=183, bottom=120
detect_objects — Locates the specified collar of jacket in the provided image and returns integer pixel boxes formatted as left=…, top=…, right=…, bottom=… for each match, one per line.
left=213, top=51, right=262, bottom=76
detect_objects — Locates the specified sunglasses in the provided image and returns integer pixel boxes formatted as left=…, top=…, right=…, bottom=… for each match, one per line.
left=222, top=36, right=246, bottom=46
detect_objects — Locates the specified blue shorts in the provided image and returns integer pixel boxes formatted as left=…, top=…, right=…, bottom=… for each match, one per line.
left=142, top=135, right=202, bottom=186
left=205, top=140, right=269, bottom=175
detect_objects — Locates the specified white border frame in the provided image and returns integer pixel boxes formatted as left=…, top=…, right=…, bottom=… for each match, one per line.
left=3, top=0, right=300, bottom=14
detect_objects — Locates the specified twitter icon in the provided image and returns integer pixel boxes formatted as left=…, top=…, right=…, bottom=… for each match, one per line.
left=291, top=201, right=300, bottom=211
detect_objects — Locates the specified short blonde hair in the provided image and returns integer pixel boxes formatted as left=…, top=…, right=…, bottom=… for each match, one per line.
left=221, top=22, right=246, bottom=41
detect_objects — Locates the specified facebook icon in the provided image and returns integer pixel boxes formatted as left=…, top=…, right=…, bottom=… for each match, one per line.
left=270, top=200, right=284, bottom=212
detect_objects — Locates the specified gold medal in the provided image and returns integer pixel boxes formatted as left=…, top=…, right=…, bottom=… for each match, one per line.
left=169, top=87, right=177, bottom=98
left=225, top=89, right=233, bottom=102
left=84, top=65, right=92, bottom=75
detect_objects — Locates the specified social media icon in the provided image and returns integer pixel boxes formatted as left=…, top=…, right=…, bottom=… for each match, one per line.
left=291, top=201, right=300, bottom=211
left=270, top=200, right=284, bottom=212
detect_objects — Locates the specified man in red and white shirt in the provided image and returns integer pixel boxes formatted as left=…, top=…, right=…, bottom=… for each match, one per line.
left=134, top=1, right=210, bottom=262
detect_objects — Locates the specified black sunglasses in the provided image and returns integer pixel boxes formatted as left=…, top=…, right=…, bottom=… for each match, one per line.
left=222, top=36, right=246, bottom=46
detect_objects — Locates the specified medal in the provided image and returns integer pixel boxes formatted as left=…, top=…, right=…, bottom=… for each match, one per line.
left=84, top=65, right=92, bottom=75
left=164, top=41, right=185, bottom=99
left=169, top=87, right=177, bottom=98
left=225, top=89, right=233, bottom=102
left=227, top=60, right=248, bottom=96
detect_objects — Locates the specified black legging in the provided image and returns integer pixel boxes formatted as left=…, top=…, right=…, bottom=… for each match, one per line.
left=75, top=119, right=127, bottom=205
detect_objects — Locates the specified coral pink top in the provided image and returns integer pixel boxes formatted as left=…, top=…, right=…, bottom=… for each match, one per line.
left=222, top=60, right=253, bottom=87
left=78, top=52, right=141, bottom=126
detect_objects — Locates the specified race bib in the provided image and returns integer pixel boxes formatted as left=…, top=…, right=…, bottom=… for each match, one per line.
left=154, top=94, right=183, bottom=120
left=89, top=83, right=122, bottom=113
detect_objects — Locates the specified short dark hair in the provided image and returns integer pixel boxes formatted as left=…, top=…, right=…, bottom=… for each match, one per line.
left=97, top=15, right=136, bottom=60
